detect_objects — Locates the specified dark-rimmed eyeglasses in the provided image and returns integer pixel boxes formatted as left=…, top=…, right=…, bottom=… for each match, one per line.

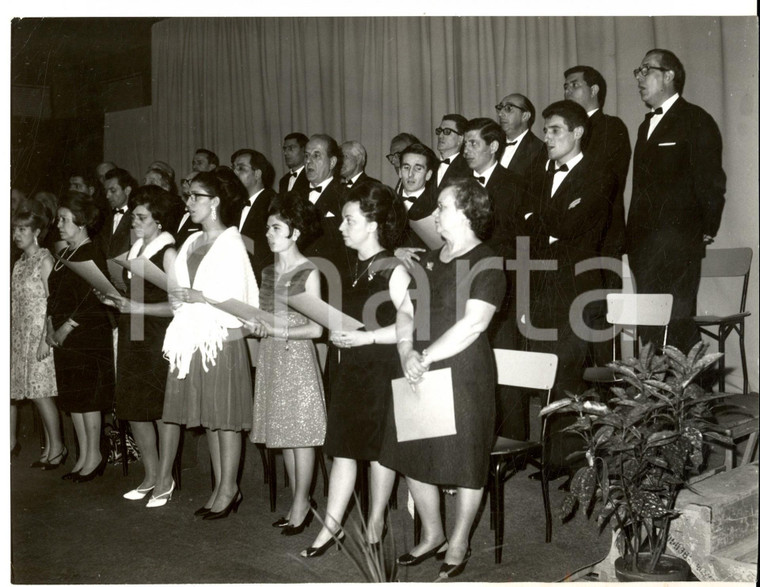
left=495, top=102, right=526, bottom=113
left=186, top=192, right=212, bottom=203
left=386, top=152, right=402, bottom=164
left=434, top=127, right=462, bottom=136
left=633, top=65, right=668, bottom=78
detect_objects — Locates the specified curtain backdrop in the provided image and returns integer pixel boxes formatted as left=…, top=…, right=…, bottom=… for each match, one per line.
left=104, top=15, right=758, bottom=392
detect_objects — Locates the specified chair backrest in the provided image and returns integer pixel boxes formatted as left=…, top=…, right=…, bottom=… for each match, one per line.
left=606, top=293, right=673, bottom=326
left=493, top=349, right=558, bottom=390
left=700, top=247, right=753, bottom=313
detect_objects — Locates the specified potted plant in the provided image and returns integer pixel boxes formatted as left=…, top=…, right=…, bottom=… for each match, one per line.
left=541, top=341, right=730, bottom=581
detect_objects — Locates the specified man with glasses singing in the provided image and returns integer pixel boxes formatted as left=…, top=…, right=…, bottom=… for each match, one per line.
left=495, top=93, right=546, bottom=179
left=434, top=114, right=470, bottom=190
left=627, top=49, right=726, bottom=352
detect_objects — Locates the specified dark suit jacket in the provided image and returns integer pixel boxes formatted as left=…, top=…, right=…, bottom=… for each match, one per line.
left=239, top=188, right=276, bottom=285
left=345, top=172, right=380, bottom=190
left=436, top=153, right=471, bottom=191
left=483, top=164, right=528, bottom=260
left=395, top=182, right=438, bottom=250
left=278, top=168, right=309, bottom=195
left=506, top=131, right=547, bottom=183
left=627, top=97, right=726, bottom=266
left=96, top=211, right=133, bottom=293
left=174, top=212, right=201, bottom=248
left=584, top=110, right=631, bottom=262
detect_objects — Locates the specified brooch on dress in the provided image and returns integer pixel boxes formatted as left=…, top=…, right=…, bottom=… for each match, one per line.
left=426, top=262, right=434, bottom=271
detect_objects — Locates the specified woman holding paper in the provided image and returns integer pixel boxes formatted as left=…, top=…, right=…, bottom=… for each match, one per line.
left=248, top=194, right=327, bottom=535
left=46, top=190, right=115, bottom=482
left=96, top=185, right=177, bottom=501
left=382, top=177, right=505, bottom=579
left=153, top=168, right=258, bottom=517
left=300, top=182, right=410, bottom=557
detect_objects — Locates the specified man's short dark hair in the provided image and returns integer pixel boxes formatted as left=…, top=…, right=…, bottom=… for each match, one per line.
left=195, top=148, right=219, bottom=167
left=564, top=65, right=607, bottom=108
left=464, top=117, right=507, bottom=161
left=646, top=48, right=686, bottom=94
left=104, top=168, right=139, bottom=194
left=400, top=143, right=440, bottom=175
left=69, top=171, right=98, bottom=192
left=441, top=114, right=468, bottom=135
left=310, top=134, right=343, bottom=180
left=391, top=133, right=421, bottom=147
left=284, top=132, right=309, bottom=149
left=231, top=149, right=276, bottom=189
left=542, top=100, right=589, bottom=135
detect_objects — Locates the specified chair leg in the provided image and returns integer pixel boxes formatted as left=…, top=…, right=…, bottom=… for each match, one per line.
left=258, top=444, right=269, bottom=484
left=172, top=427, right=184, bottom=491
left=540, top=461, right=552, bottom=543
left=267, top=448, right=277, bottom=512
left=494, top=460, right=505, bottom=564
left=389, top=474, right=399, bottom=509
left=119, top=420, right=129, bottom=476
left=739, top=322, right=749, bottom=394
left=317, top=447, right=329, bottom=497
left=413, top=504, right=421, bottom=545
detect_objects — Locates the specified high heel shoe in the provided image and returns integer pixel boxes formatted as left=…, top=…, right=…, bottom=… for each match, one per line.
left=438, top=548, right=472, bottom=579
left=271, top=517, right=290, bottom=528
left=397, top=540, right=448, bottom=566
left=300, top=531, right=346, bottom=558
left=41, top=448, right=68, bottom=471
left=146, top=481, right=176, bottom=508
left=367, top=525, right=388, bottom=548
left=123, top=484, right=155, bottom=500
left=203, top=491, right=242, bottom=520
left=194, top=506, right=211, bottom=517
left=73, top=458, right=106, bottom=483
left=281, top=508, right=314, bottom=535
left=61, top=470, right=81, bottom=481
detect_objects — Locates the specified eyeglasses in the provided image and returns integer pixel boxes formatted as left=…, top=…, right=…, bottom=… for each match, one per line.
left=385, top=152, right=402, bottom=164
left=186, top=192, right=213, bottom=203
left=495, top=102, right=525, bottom=113
left=633, top=65, right=668, bottom=78
left=434, top=127, right=462, bottom=136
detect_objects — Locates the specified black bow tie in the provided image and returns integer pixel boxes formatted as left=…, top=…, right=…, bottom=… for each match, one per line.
left=289, top=171, right=297, bottom=178
left=402, top=195, right=418, bottom=202
left=113, top=207, right=128, bottom=214
left=505, top=140, right=518, bottom=147
left=645, top=107, right=664, bottom=121
left=440, top=158, right=451, bottom=165
left=475, top=175, right=486, bottom=185
left=345, top=179, right=354, bottom=188
left=547, top=163, right=569, bottom=176
left=310, top=186, right=323, bottom=194
left=242, top=200, right=252, bottom=208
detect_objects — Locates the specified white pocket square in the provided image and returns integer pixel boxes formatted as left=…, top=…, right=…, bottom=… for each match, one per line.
left=325, top=211, right=335, bottom=218
left=568, top=198, right=582, bottom=210
left=658, top=142, right=677, bottom=146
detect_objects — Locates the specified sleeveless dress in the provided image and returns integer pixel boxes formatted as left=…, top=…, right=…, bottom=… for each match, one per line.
left=47, top=242, right=115, bottom=413
left=323, top=250, right=401, bottom=461
left=162, top=243, right=254, bottom=432
left=11, top=249, right=57, bottom=400
left=115, top=245, right=173, bottom=422
left=250, top=263, right=326, bottom=448
left=379, top=243, right=505, bottom=488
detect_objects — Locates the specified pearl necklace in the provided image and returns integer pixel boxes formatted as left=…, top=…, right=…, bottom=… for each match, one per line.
left=351, top=252, right=381, bottom=288
left=53, top=237, right=91, bottom=272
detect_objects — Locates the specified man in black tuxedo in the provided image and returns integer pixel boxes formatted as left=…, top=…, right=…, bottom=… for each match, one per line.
left=386, top=132, right=420, bottom=195
left=278, top=132, right=310, bottom=195
left=340, top=141, right=378, bottom=189
left=564, top=65, right=631, bottom=365
left=434, top=114, right=470, bottom=191
left=99, top=168, right=138, bottom=294
left=192, top=148, right=219, bottom=172
left=232, top=149, right=277, bottom=284
left=496, top=93, right=546, bottom=182
left=297, top=134, right=349, bottom=283
left=175, top=170, right=201, bottom=247
left=628, top=49, right=726, bottom=352
left=523, top=100, right=616, bottom=478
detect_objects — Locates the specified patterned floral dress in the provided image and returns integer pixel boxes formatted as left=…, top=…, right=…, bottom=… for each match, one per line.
left=11, top=249, right=57, bottom=400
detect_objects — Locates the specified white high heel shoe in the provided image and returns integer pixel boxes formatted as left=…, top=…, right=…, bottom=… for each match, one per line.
left=146, top=481, right=175, bottom=508
left=123, top=485, right=155, bottom=501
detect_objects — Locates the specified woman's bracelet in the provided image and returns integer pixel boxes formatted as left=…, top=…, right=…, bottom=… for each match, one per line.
left=397, top=337, right=413, bottom=346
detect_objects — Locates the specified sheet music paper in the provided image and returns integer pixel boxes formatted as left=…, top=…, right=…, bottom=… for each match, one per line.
left=392, top=368, right=456, bottom=442
left=59, top=258, right=121, bottom=297
left=409, top=215, right=444, bottom=250
left=287, top=292, right=364, bottom=331
left=111, top=253, right=169, bottom=291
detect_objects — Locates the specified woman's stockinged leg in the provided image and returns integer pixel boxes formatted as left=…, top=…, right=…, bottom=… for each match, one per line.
left=368, top=461, right=395, bottom=542
left=130, top=420, right=158, bottom=488
left=70, top=412, right=87, bottom=472
left=154, top=420, right=180, bottom=494
left=442, top=486, right=483, bottom=565
left=209, top=429, right=241, bottom=512
left=288, top=447, right=315, bottom=526
left=33, top=397, right=63, bottom=461
left=307, top=457, right=356, bottom=549
left=405, top=476, right=446, bottom=556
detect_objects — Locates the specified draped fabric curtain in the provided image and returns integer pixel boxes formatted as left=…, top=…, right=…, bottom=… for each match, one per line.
left=104, top=16, right=758, bottom=392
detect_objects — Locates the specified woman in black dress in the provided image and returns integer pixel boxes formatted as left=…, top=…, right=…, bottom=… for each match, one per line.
left=97, top=186, right=177, bottom=500
left=46, top=191, right=115, bottom=482
left=381, top=177, right=505, bottom=579
left=300, top=182, right=411, bottom=557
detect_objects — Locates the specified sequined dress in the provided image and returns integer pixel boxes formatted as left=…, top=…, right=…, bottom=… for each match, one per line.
left=11, top=249, right=57, bottom=400
left=250, top=263, right=326, bottom=448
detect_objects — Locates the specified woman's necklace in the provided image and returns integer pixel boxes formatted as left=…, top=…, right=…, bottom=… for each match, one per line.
left=351, top=251, right=381, bottom=288
left=53, top=237, right=91, bottom=272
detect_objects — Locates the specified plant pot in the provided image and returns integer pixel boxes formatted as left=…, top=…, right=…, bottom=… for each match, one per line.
left=614, top=554, right=691, bottom=582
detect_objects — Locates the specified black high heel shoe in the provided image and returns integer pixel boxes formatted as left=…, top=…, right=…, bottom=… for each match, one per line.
left=41, top=448, right=68, bottom=471
left=272, top=517, right=290, bottom=528
left=61, top=470, right=81, bottom=481
left=73, top=458, right=106, bottom=483
left=397, top=540, right=448, bottom=566
left=194, top=506, right=211, bottom=517
left=203, top=492, right=242, bottom=520
left=281, top=508, right=314, bottom=536
left=438, top=548, right=472, bottom=579
left=300, top=531, right=346, bottom=558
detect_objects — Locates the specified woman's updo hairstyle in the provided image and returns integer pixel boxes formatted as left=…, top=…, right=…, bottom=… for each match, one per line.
left=440, top=176, right=494, bottom=241
left=58, top=190, right=104, bottom=236
left=191, top=167, right=249, bottom=228
left=267, top=193, right=323, bottom=249
left=344, top=181, right=405, bottom=249
left=129, top=184, right=174, bottom=230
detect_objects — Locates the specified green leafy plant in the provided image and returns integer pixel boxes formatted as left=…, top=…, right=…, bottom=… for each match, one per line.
left=540, top=342, right=730, bottom=574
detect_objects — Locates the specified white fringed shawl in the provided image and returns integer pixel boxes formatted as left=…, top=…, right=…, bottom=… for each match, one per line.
left=162, top=227, right=258, bottom=379
left=126, top=231, right=175, bottom=277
